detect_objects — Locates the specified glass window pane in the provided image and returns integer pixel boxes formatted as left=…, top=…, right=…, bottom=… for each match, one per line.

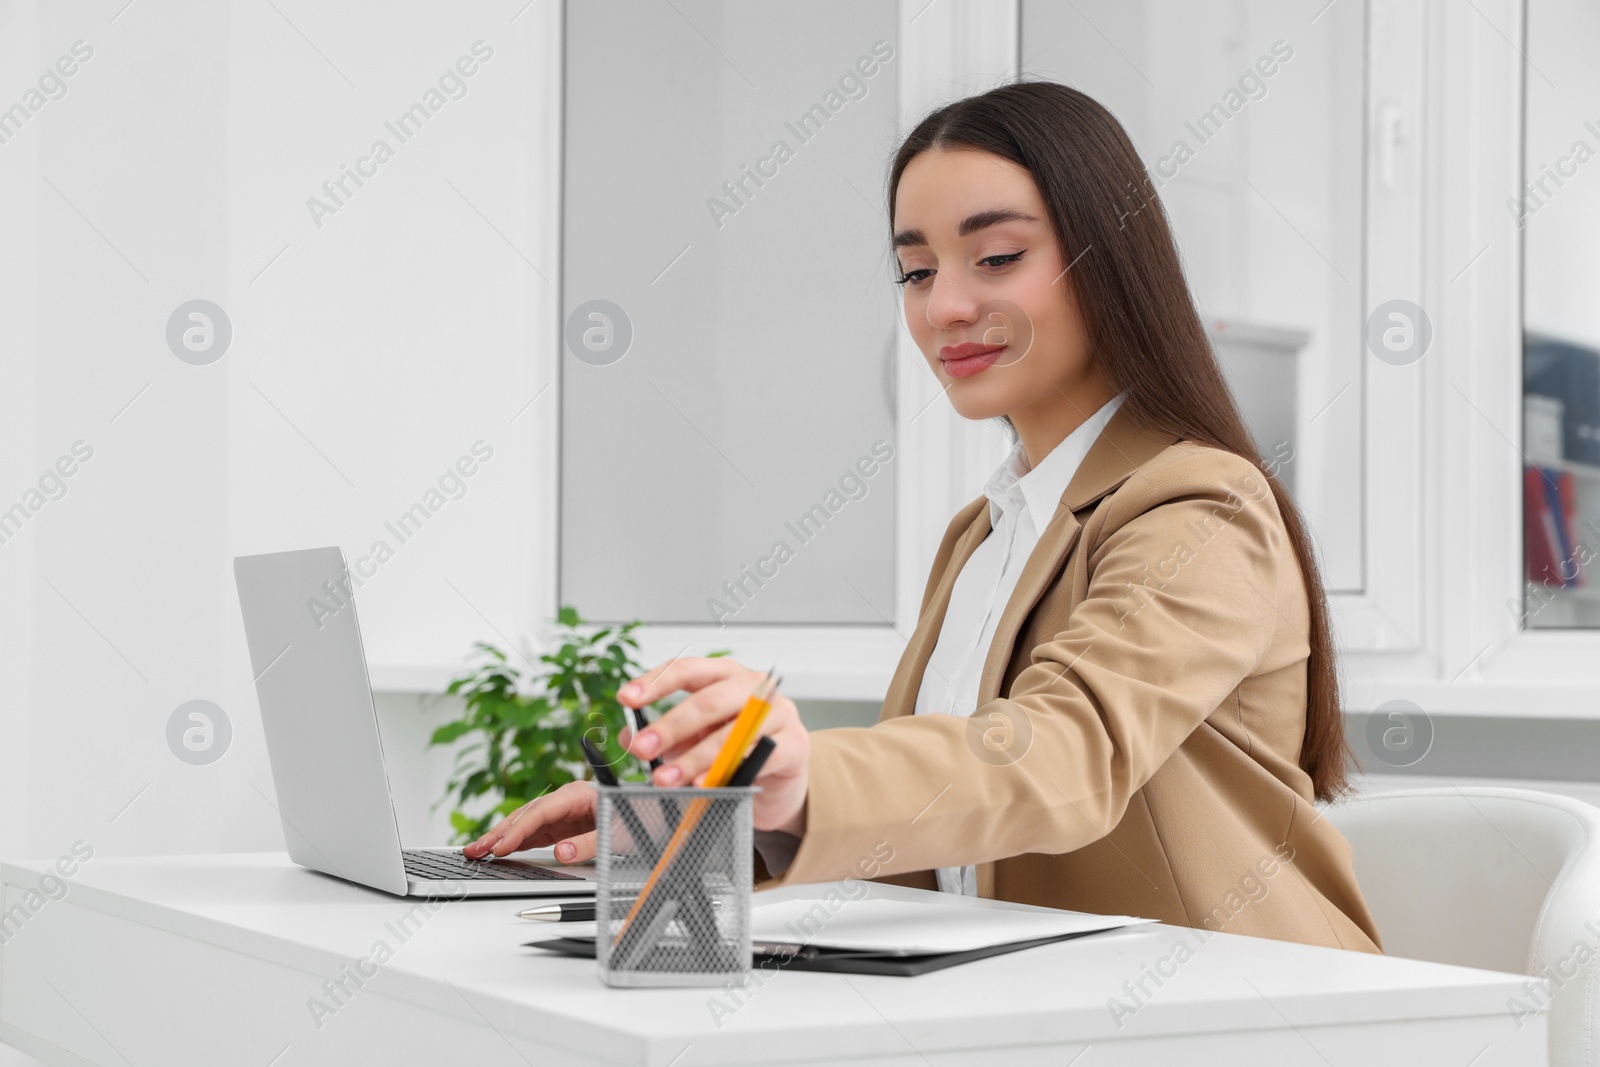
left=561, top=2, right=901, bottom=625
left=1020, top=0, right=1367, bottom=592
left=1520, top=0, right=1600, bottom=628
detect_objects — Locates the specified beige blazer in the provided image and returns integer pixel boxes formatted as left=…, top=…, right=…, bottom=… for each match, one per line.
left=756, top=405, right=1383, bottom=955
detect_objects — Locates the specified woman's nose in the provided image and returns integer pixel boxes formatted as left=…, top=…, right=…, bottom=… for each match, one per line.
left=923, top=274, right=980, bottom=333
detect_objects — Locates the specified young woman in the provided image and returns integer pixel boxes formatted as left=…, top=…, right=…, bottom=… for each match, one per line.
left=466, top=81, right=1382, bottom=954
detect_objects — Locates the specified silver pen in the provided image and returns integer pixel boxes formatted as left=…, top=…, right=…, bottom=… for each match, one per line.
left=518, top=901, right=596, bottom=922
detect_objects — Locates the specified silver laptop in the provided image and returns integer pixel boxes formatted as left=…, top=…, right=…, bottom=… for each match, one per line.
left=234, top=546, right=596, bottom=898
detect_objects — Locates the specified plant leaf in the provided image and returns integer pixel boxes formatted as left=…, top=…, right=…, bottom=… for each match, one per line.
left=429, top=721, right=474, bottom=745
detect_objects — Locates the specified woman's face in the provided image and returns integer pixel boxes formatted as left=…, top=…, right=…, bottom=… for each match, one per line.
left=892, top=147, right=1100, bottom=424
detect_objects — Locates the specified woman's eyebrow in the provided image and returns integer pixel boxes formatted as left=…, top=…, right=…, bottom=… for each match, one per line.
left=891, top=207, right=1040, bottom=249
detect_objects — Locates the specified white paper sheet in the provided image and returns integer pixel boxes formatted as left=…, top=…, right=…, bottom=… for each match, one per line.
left=749, top=895, right=1149, bottom=955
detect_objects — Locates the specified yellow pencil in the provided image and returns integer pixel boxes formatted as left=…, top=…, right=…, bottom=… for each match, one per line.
left=701, top=672, right=777, bottom=788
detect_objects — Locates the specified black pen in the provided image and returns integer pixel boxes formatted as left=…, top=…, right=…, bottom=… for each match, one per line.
left=580, top=737, right=621, bottom=788
left=518, top=901, right=596, bottom=922
left=728, top=735, right=776, bottom=787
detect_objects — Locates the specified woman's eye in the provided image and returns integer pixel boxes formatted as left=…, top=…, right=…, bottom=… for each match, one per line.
left=980, top=251, right=1025, bottom=269
left=894, top=251, right=1025, bottom=287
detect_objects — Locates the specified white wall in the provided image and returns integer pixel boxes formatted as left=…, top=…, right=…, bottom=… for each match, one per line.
left=0, top=0, right=560, bottom=868
left=0, top=0, right=43, bottom=880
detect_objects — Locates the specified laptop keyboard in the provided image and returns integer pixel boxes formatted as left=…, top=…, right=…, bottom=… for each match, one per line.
left=402, top=850, right=583, bottom=882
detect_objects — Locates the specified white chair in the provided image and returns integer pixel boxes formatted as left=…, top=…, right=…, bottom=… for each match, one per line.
left=1326, top=786, right=1600, bottom=1067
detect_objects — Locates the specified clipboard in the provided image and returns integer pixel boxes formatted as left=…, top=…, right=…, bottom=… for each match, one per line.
left=525, top=928, right=1106, bottom=976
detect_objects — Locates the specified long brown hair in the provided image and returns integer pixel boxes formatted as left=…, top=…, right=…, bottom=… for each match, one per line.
left=887, top=79, right=1353, bottom=802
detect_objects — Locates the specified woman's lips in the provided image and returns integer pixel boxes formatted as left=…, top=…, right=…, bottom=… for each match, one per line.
left=939, top=344, right=1007, bottom=379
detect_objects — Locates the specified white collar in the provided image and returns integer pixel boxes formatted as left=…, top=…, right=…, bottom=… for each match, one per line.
left=983, top=391, right=1127, bottom=527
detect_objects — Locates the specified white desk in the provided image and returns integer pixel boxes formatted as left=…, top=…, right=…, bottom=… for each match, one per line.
left=0, top=853, right=1546, bottom=1066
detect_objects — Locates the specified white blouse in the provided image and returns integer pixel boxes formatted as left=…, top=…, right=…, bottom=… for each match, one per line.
left=916, top=391, right=1126, bottom=895
left=752, top=391, right=1127, bottom=888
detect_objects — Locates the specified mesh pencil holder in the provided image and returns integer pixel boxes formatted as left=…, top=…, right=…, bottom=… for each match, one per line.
left=595, top=784, right=755, bottom=988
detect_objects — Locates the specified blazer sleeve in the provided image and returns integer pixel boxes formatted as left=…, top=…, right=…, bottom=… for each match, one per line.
left=764, top=448, right=1290, bottom=887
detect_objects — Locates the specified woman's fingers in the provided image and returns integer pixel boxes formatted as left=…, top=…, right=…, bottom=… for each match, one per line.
left=462, top=780, right=597, bottom=860
left=626, top=672, right=759, bottom=762
left=654, top=719, right=735, bottom=787
left=656, top=690, right=803, bottom=789
left=617, top=656, right=745, bottom=710
left=464, top=803, right=530, bottom=858
left=552, top=829, right=597, bottom=864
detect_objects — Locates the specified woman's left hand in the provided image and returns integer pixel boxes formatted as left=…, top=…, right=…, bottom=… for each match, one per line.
left=618, top=657, right=810, bottom=837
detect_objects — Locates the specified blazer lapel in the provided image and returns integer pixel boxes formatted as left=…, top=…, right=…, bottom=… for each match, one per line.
left=879, top=501, right=992, bottom=722
left=974, top=405, right=1180, bottom=704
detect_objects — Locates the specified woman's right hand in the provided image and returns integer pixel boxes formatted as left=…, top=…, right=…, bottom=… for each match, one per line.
left=462, top=780, right=600, bottom=863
